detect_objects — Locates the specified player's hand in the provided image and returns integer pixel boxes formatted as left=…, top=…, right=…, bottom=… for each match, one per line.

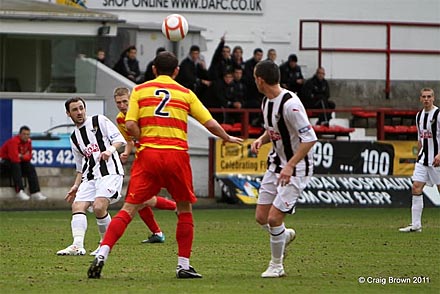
left=224, top=135, right=243, bottom=145
left=433, top=153, right=440, bottom=167
left=277, top=165, right=294, bottom=187
left=65, top=185, right=78, bottom=204
left=99, top=150, right=112, bottom=161
left=251, top=139, right=263, bottom=154
left=120, top=152, right=129, bottom=164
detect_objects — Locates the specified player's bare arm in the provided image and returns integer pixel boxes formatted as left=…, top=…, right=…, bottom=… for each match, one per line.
left=278, top=141, right=316, bottom=186
left=100, top=142, right=123, bottom=161
left=203, top=119, right=243, bottom=144
left=65, top=172, right=83, bottom=204
left=433, top=153, right=440, bottom=167
left=120, top=140, right=134, bottom=164
left=251, top=131, right=270, bottom=154
left=126, top=120, right=141, bottom=140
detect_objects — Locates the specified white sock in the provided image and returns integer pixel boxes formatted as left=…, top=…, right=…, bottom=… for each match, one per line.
left=269, top=223, right=286, bottom=265
left=97, top=245, right=110, bottom=261
left=71, top=213, right=87, bottom=248
left=178, top=256, right=190, bottom=270
left=261, top=223, right=270, bottom=233
left=411, top=195, right=423, bottom=228
left=155, top=232, right=163, bottom=237
left=96, top=213, right=111, bottom=243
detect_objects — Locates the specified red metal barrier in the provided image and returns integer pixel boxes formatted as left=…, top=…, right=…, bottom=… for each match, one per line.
left=299, top=19, right=440, bottom=99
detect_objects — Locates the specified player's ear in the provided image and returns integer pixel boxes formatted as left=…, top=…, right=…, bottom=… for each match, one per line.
left=152, top=65, right=158, bottom=77
left=172, top=66, right=180, bottom=79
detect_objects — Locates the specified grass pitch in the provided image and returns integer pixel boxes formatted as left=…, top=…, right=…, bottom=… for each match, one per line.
left=0, top=207, right=439, bottom=294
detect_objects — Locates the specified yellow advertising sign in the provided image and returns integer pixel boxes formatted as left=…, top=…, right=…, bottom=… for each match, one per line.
left=215, top=139, right=272, bottom=176
left=383, top=141, right=418, bottom=176
left=56, top=0, right=87, bottom=9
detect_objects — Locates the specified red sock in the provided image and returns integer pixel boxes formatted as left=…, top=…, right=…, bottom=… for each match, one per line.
left=138, top=206, right=160, bottom=234
left=101, top=210, right=132, bottom=250
left=155, top=196, right=177, bottom=210
left=176, top=212, right=194, bottom=258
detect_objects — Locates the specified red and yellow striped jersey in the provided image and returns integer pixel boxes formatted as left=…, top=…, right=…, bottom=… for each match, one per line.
left=116, top=112, right=131, bottom=142
left=126, top=75, right=212, bottom=151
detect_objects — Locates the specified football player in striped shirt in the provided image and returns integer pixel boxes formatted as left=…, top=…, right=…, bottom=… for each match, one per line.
left=114, top=87, right=177, bottom=244
left=251, top=60, right=317, bottom=278
left=400, top=88, right=440, bottom=233
left=88, top=51, right=243, bottom=279
left=57, top=97, right=126, bottom=256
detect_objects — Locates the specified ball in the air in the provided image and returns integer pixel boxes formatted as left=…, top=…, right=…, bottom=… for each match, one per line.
left=162, top=14, right=189, bottom=42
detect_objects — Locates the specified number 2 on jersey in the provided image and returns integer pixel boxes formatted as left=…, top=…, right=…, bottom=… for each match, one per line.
left=154, top=89, right=171, bottom=117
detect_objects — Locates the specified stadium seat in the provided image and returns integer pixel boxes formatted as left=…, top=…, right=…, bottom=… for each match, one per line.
left=351, top=107, right=377, bottom=127
left=312, top=125, right=355, bottom=140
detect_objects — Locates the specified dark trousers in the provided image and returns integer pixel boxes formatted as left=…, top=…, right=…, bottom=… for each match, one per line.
left=316, top=99, right=336, bottom=125
left=0, top=160, right=40, bottom=193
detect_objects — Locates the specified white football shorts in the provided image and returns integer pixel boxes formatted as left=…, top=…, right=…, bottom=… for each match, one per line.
left=412, top=162, right=440, bottom=186
left=75, top=174, right=123, bottom=204
left=257, top=170, right=311, bottom=214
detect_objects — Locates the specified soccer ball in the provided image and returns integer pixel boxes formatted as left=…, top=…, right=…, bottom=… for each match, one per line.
left=161, top=14, right=189, bottom=42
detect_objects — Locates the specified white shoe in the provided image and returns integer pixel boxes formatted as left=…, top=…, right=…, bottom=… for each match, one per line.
left=283, top=228, right=296, bottom=256
left=90, top=245, right=100, bottom=256
left=261, top=261, right=286, bottom=278
left=399, top=225, right=422, bottom=233
left=16, top=190, right=30, bottom=201
left=56, top=245, right=86, bottom=256
left=285, top=228, right=296, bottom=247
left=31, top=192, right=47, bottom=201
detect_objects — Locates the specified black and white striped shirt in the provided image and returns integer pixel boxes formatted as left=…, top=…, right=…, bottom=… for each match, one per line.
left=416, top=106, right=440, bottom=166
left=70, top=115, right=126, bottom=180
left=262, top=89, right=317, bottom=176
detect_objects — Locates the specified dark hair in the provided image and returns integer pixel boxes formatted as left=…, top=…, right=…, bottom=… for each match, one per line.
left=288, top=54, right=298, bottom=62
left=233, top=46, right=243, bottom=54
left=19, top=125, right=30, bottom=133
left=190, top=45, right=200, bottom=52
left=65, top=97, right=86, bottom=112
left=254, top=60, right=280, bottom=85
left=156, top=47, right=166, bottom=55
left=253, top=48, right=263, bottom=55
left=153, top=51, right=178, bottom=76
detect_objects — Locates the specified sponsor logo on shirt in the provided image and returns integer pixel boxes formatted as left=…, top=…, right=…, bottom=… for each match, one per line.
left=299, top=125, right=312, bottom=134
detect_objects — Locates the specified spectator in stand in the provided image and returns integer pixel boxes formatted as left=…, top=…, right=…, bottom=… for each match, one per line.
left=232, top=66, right=247, bottom=108
left=113, top=45, right=142, bottom=83
left=144, top=47, right=166, bottom=82
left=232, top=46, right=245, bottom=70
left=266, top=48, right=277, bottom=63
left=280, top=54, right=304, bottom=97
left=176, top=45, right=211, bottom=100
left=302, top=67, right=335, bottom=126
left=208, top=36, right=234, bottom=81
left=205, top=70, right=241, bottom=123
left=0, top=126, right=47, bottom=201
left=95, top=48, right=109, bottom=66
left=243, top=48, right=264, bottom=126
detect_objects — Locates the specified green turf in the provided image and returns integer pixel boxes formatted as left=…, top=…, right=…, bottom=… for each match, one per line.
left=0, top=208, right=439, bottom=294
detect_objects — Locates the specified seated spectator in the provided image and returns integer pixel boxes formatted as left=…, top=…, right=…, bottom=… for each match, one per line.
left=95, top=48, right=109, bottom=66
left=232, top=66, right=247, bottom=107
left=266, top=48, right=277, bottom=63
left=204, top=70, right=241, bottom=123
left=143, top=47, right=166, bottom=82
left=208, top=36, right=234, bottom=81
left=113, top=45, right=142, bottom=83
left=280, top=54, right=304, bottom=97
left=0, top=126, right=47, bottom=201
left=176, top=45, right=211, bottom=100
left=303, top=67, right=336, bottom=126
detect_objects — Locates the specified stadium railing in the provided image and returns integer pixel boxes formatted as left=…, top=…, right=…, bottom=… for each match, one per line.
left=208, top=107, right=419, bottom=140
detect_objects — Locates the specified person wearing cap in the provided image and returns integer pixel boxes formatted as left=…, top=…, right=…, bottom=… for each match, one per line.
left=279, top=54, right=305, bottom=97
